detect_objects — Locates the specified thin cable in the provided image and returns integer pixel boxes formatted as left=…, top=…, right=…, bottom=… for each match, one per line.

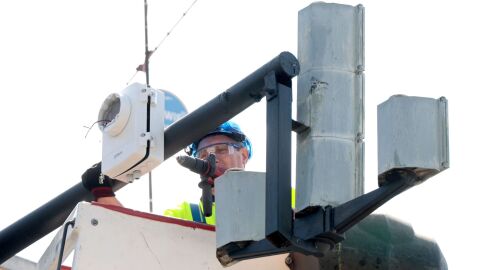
left=126, top=70, right=139, bottom=85
left=56, top=219, right=75, bottom=270
left=83, top=119, right=111, bottom=139
left=151, top=0, right=198, bottom=54
left=126, top=0, right=199, bottom=85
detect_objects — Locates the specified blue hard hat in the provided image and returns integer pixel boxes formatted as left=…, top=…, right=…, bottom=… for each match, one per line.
left=188, top=121, right=252, bottom=159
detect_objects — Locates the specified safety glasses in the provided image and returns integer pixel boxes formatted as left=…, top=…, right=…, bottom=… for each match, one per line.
left=195, top=142, right=243, bottom=159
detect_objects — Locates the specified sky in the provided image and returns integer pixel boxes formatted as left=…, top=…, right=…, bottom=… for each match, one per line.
left=0, top=0, right=479, bottom=268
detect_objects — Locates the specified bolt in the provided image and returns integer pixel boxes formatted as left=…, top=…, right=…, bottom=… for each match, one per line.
left=356, top=65, right=364, bottom=74
left=133, top=170, right=141, bottom=180
left=91, top=218, right=98, bottom=226
left=141, top=88, right=147, bottom=93
left=285, top=255, right=293, bottom=265
left=140, top=133, right=145, bottom=137
left=356, top=132, right=364, bottom=143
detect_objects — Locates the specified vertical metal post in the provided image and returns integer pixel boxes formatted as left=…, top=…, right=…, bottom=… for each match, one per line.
left=148, top=172, right=153, bottom=212
left=265, top=73, right=293, bottom=247
left=296, top=3, right=365, bottom=211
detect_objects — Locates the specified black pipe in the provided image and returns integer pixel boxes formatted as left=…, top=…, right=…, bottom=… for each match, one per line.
left=0, top=183, right=92, bottom=264
left=163, top=51, right=299, bottom=158
left=0, top=51, right=299, bottom=264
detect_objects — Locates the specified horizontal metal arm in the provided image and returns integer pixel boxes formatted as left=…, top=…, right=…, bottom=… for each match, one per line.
left=294, top=169, right=419, bottom=246
left=333, top=170, right=417, bottom=234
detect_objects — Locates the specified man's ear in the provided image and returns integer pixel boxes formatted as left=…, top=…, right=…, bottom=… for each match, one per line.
left=240, top=147, right=249, bottom=165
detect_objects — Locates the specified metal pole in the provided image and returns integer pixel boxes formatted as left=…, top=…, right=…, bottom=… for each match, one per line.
left=293, top=3, right=364, bottom=269
left=0, top=51, right=299, bottom=264
left=149, top=172, right=153, bottom=213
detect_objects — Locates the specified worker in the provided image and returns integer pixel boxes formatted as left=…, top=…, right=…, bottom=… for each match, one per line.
left=81, top=121, right=252, bottom=225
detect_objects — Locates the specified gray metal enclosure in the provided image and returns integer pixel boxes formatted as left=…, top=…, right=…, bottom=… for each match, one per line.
left=296, top=3, right=365, bottom=211
left=216, top=171, right=266, bottom=249
left=377, top=95, right=449, bottom=185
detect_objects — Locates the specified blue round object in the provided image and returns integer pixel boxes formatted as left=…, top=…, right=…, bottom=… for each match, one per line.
left=163, top=90, right=188, bottom=127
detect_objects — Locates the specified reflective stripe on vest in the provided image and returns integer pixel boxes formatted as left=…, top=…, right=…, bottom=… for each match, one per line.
left=189, top=203, right=206, bottom=224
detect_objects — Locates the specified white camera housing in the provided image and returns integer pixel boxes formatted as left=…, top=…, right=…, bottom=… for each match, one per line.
left=98, top=83, right=165, bottom=183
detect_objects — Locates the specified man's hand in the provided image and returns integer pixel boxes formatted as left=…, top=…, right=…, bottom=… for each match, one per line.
left=82, top=162, right=116, bottom=200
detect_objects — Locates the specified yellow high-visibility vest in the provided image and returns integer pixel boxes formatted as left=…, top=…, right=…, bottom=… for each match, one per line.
left=163, top=201, right=216, bottom=225
left=163, top=189, right=295, bottom=225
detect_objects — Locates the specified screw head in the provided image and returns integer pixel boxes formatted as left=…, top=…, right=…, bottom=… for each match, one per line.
left=285, top=255, right=293, bottom=265
left=91, top=218, right=98, bottom=226
left=127, top=174, right=134, bottom=183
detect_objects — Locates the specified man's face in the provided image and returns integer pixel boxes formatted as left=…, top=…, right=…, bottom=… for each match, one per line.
left=197, top=134, right=249, bottom=174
